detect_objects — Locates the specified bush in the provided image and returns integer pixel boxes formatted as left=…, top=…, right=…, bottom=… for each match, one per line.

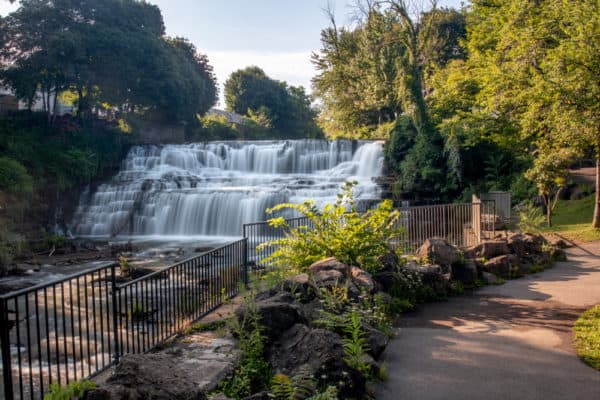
left=0, top=156, right=33, bottom=197
left=44, top=380, right=95, bottom=400
left=259, top=182, right=402, bottom=274
left=518, top=202, right=545, bottom=234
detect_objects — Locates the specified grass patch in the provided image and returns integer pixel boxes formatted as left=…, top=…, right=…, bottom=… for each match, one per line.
left=542, top=195, right=600, bottom=242
left=574, top=305, right=600, bottom=370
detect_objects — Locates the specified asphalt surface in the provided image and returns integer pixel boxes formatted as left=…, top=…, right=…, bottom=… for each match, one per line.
left=375, top=242, right=600, bottom=400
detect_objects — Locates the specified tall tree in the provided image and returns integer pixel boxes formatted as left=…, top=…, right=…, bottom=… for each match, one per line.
left=224, top=66, right=322, bottom=138
left=459, top=0, right=599, bottom=225
left=0, top=0, right=217, bottom=124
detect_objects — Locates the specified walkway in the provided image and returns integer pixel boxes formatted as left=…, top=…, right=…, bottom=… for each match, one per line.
left=376, top=242, right=600, bottom=400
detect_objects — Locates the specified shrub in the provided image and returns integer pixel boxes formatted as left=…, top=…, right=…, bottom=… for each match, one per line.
left=0, top=156, right=33, bottom=198
left=259, top=182, right=402, bottom=273
left=518, top=202, right=545, bottom=234
left=44, top=380, right=95, bottom=400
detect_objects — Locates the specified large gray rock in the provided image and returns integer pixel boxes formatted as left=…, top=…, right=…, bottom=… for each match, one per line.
left=365, top=327, right=390, bottom=360
left=378, top=251, right=400, bottom=271
left=452, top=260, right=479, bottom=285
left=351, top=266, right=376, bottom=293
left=282, top=273, right=316, bottom=302
left=88, top=353, right=208, bottom=400
left=267, top=324, right=366, bottom=399
left=236, top=292, right=305, bottom=343
left=484, top=254, right=520, bottom=278
left=416, top=238, right=461, bottom=266
left=507, top=233, right=544, bottom=257
left=307, top=257, right=351, bottom=277
left=481, top=271, right=499, bottom=285
left=480, top=240, right=510, bottom=259
left=313, top=269, right=345, bottom=288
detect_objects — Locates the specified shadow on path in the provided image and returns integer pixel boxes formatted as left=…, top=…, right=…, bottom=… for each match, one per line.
left=375, top=246, right=600, bottom=400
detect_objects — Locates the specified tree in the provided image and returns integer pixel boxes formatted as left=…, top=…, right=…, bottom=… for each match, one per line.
left=224, top=66, right=322, bottom=139
left=460, top=0, right=598, bottom=225
left=0, top=0, right=217, bottom=124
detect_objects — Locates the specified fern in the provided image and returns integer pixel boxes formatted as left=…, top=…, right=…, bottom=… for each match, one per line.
left=342, top=311, right=371, bottom=376
left=270, top=368, right=316, bottom=400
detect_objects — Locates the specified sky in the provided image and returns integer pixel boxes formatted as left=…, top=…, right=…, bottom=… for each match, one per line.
left=0, top=0, right=465, bottom=107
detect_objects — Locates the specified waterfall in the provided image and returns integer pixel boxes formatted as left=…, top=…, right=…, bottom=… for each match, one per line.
left=71, top=140, right=384, bottom=238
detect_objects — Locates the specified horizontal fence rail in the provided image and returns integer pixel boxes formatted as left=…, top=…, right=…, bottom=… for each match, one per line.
left=0, top=239, right=247, bottom=400
left=243, top=217, right=312, bottom=269
left=243, top=201, right=497, bottom=267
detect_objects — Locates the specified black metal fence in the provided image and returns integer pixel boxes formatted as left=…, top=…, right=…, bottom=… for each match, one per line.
left=0, top=239, right=247, bottom=400
left=243, top=201, right=497, bottom=266
left=243, top=217, right=312, bottom=268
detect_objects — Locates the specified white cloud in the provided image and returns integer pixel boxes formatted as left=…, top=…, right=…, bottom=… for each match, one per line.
left=207, top=50, right=317, bottom=108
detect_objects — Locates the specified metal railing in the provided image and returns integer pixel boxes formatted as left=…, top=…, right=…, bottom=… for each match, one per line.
left=392, top=201, right=496, bottom=254
left=243, top=217, right=311, bottom=268
left=0, top=239, right=247, bottom=399
left=243, top=201, right=497, bottom=266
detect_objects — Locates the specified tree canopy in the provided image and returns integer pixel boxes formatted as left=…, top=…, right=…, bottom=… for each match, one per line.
left=224, top=66, right=322, bottom=139
left=0, top=0, right=218, bottom=124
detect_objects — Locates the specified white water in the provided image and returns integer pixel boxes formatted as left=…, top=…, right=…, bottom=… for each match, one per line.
left=71, top=140, right=384, bottom=238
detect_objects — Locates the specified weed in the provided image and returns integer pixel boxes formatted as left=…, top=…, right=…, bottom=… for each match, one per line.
left=44, top=380, right=95, bottom=400
left=219, top=291, right=271, bottom=398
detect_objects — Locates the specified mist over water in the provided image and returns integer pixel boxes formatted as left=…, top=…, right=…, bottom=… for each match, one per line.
left=71, top=140, right=384, bottom=238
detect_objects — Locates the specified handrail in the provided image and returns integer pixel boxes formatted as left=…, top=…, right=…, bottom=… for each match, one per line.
left=0, top=262, right=118, bottom=300
left=117, top=238, right=247, bottom=289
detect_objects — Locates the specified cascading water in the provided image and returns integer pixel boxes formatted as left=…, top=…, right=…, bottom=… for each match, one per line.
left=71, top=140, right=384, bottom=238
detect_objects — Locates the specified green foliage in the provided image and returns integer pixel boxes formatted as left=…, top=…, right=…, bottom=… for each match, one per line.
left=224, top=66, right=322, bottom=139
left=574, top=305, right=600, bottom=371
left=0, top=156, right=33, bottom=198
left=220, top=293, right=271, bottom=399
left=1, top=0, right=217, bottom=123
left=518, top=203, right=545, bottom=235
left=0, top=114, right=130, bottom=192
left=270, top=370, right=318, bottom=400
left=43, top=380, right=95, bottom=400
left=0, top=223, right=25, bottom=271
left=259, top=182, right=402, bottom=274
left=118, top=255, right=133, bottom=278
left=341, top=311, right=371, bottom=376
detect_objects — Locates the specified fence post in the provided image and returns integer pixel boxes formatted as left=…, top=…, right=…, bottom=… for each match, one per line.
left=110, top=264, right=120, bottom=364
left=0, top=297, right=14, bottom=400
left=242, top=238, right=249, bottom=287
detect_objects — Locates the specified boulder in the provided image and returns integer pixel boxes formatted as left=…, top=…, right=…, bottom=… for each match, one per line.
left=372, top=270, right=397, bottom=293
left=378, top=251, right=400, bottom=272
left=405, top=262, right=450, bottom=294
left=365, top=327, right=390, bottom=360
left=236, top=292, right=305, bottom=343
left=313, top=269, right=345, bottom=288
left=451, top=260, right=479, bottom=286
left=463, top=244, right=482, bottom=259
left=87, top=353, right=208, bottom=400
left=547, top=237, right=570, bottom=249
left=416, top=238, right=460, bottom=266
left=481, top=271, right=499, bottom=285
left=507, top=233, right=544, bottom=257
left=484, top=254, right=520, bottom=278
left=307, top=257, right=351, bottom=278
left=550, top=248, right=568, bottom=262
left=351, top=266, right=376, bottom=293
left=480, top=240, right=510, bottom=259
left=527, top=251, right=552, bottom=268
left=481, top=214, right=505, bottom=230
left=282, top=273, right=316, bottom=302
left=267, top=324, right=366, bottom=399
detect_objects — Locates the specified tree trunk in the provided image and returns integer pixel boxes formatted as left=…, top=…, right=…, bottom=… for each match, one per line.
left=593, top=141, right=600, bottom=228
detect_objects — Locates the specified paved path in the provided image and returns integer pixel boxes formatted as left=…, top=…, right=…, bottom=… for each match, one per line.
left=376, top=243, right=600, bottom=400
